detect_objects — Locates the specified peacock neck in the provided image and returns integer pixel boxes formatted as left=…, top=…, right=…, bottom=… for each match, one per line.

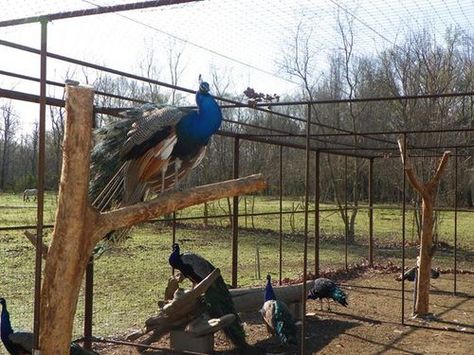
left=169, top=250, right=182, bottom=268
left=1, top=305, right=13, bottom=345
left=264, top=281, right=276, bottom=302
left=195, top=93, right=222, bottom=129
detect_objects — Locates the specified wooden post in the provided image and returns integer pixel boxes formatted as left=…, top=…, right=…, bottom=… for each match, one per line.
left=40, top=84, right=96, bottom=353
left=397, top=137, right=450, bottom=316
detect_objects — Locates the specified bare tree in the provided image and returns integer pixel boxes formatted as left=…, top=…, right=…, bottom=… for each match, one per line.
left=49, top=105, right=65, bottom=186
left=167, top=39, right=186, bottom=105
left=0, top=102, right=18, bottom=190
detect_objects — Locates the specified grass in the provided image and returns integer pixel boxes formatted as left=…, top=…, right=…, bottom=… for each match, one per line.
left=0, top=192, right=473, bottom=350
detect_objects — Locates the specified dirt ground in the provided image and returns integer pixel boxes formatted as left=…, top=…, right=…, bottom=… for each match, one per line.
left=96, top=272, right=473, bottom=354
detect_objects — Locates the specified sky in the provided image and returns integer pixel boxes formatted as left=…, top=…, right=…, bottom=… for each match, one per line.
left=1, top=0, right=473, bottom=134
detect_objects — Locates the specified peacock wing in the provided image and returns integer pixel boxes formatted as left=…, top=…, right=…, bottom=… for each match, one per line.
left=313, top=278, right=336, bottom=295
left=180, top=252, right=215, bottom=281
left=401, top=266, right=417, bottom=281
left=121, top=106, right=190, bottom=159
left=9, top=331, right=34, bottom=352
left=149, top=146, right=207, bottom=193
left=261, top=300, right=276, bottom=333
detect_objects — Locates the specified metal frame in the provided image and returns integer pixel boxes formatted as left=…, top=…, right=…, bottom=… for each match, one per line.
left=0, top=2, right=473, bottom=352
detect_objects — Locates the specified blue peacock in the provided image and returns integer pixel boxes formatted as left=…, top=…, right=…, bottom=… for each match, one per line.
left=168, top=243, right=247, bottom=351
left=89, top=76, right=222, bottom=246
left=0, top=298, right=97, bottom=355
left=260, top=274, right=297, bottom=346
left=307, top=278, right=348, bottom=311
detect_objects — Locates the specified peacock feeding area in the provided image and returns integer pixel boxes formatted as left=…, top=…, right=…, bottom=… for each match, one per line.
left=93, top=272, right=473, bottom=354
left=1, top=0, right=474, bottom=354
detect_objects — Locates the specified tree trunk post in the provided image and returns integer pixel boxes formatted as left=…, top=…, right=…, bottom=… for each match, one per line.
left=39, top=84, right=96, bottom=353
left=416, top=195, right=434, bottom=314
left=397, top=137, right=450, bottom=317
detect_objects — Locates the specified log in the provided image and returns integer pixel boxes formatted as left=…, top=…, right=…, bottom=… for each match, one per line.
left=230, top=281, right=313, bottom=313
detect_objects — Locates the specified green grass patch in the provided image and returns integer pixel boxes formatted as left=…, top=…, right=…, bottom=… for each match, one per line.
left=0, top=193, right=472, bottom=347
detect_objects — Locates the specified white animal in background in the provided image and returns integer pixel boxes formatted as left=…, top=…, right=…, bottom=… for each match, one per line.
left=23, top=188, right=38, bottom=202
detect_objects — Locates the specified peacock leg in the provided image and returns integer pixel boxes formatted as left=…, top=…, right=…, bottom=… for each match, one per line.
left=174, top=159, right=182, bottom=190
left=160, top=160, right=169, bottom=193
left=327, top=299, right=331, bottom=311
left=319, top=299, right=323, bottom=311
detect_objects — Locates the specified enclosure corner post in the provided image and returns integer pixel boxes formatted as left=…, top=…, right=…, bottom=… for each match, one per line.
left=33, top=18, right=48, bottom=351
left=39, top=83, right=95, bottom=354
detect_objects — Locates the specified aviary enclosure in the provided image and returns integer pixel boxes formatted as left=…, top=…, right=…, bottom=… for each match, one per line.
left=0, top=1, right=473, bottom=354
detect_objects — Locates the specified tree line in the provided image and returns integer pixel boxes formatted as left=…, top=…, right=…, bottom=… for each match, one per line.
left=0, top=26, right=473, bottom=217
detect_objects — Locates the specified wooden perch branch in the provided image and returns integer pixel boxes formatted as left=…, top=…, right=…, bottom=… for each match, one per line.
left=428, top=151, right=451, bottom=188
left=397, top=137, right=428, bottom=198
left=24, top=231, right=48, bottom=259
left=93, top=174, right=266, bottom=243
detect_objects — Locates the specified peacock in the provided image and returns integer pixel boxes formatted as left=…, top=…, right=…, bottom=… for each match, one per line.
left=0, top=298, right=98, bottom=355
left=396, top=266, right=440, bottom=282
left=260, top=275, right=297, bottom=347
left=307, top=278, right=348, bottom=311
left=89, top=76, right=222, bottom=247
left=168, top=243, right=247, bottom=350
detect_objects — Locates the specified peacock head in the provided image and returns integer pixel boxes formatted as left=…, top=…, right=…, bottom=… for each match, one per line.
left=266, top=274, right=271, bottom=282
left=0, top=298, right=5, bottom=307
left=198, top=74, right=210, bottom=95
left=172, top=243, right=180, bottom=253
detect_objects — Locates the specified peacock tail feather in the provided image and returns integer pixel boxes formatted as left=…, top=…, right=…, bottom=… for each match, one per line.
left=70, top=342, right=100, bottom=355
left=204, top=275, right=247, bottom=349
left=273, top=300, right=297, bottom=346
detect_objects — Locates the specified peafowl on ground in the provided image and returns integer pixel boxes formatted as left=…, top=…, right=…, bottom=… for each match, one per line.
left=89, top=76, right=222, bottom=248
left=0, top=298, right=98, bottom=355
left=168, top=243, right=247, bottom=351
left=396, top=266, right=440, bottom=282
left=260, top=275, right=297, bottom=347
left=307, top=278, right=348, bottom=311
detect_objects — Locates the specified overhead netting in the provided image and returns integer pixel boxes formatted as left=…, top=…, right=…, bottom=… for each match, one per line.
left=1, top=0, right=474, bottom=95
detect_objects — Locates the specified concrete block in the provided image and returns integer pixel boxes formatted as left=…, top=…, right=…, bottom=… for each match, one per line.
left=288, top=302, right=301, bottom=320
left=170, top=330, right=214, bottom=353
